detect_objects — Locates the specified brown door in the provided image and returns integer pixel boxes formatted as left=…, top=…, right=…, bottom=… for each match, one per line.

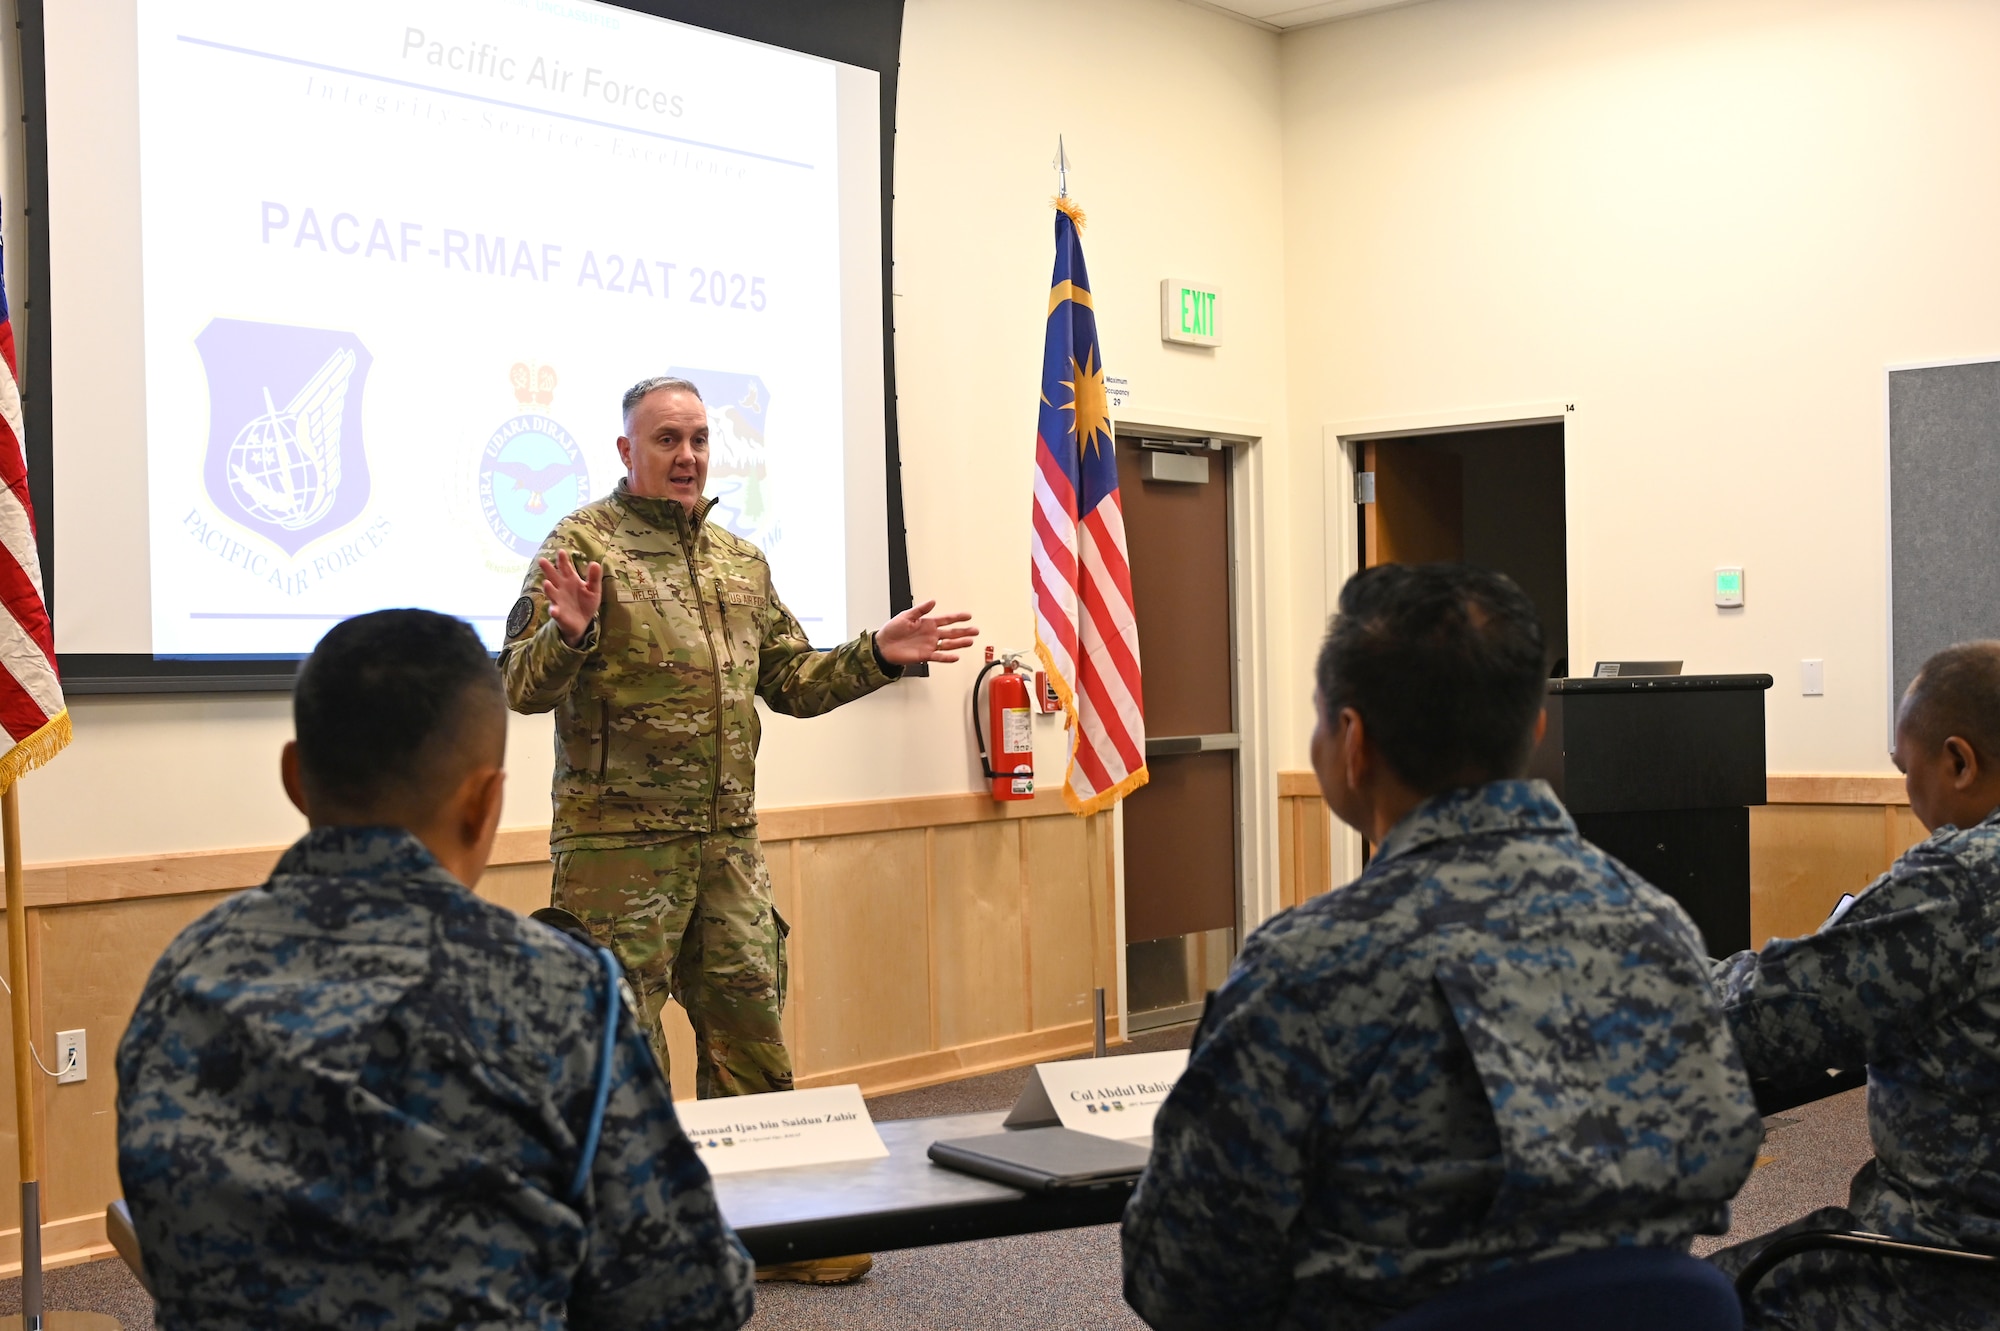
left=1364, top=439, right=1464, bottom=566
left=1360, top=426, right=1568, bottom=673
left=1115, top=438, right=1237, bottom=1018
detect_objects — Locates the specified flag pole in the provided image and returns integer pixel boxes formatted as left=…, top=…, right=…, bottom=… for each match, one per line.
left=4, top=782, right=41, bottom=1324
left=0, top=781, right=117, bottom=1331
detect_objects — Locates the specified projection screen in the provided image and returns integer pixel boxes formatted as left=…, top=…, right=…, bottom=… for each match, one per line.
left=27, top=0, right=904, bottom=689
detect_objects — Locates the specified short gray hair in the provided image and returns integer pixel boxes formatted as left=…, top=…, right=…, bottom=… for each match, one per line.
left=1902, top=640, right=2000, bottom=760
left=621, top=376, right=702, bottom=427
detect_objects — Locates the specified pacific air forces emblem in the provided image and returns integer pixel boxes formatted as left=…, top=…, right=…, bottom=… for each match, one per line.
left=196, top=318, right=374, bottom=555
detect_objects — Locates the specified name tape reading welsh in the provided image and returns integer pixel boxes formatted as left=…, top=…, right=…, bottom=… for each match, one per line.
left=674, top=1084, right=889, bottom=1176
left=1002, top=1050, right=1190, bottom=1141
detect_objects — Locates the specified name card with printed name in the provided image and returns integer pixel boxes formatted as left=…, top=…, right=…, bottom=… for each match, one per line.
left=1002, top=1050, right=1190, bottom=1140
left=674, top=1084, right=889, bottom=1176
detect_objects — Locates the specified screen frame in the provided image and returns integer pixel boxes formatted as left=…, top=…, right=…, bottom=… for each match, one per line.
left=21, top=0, right=913, bottom=693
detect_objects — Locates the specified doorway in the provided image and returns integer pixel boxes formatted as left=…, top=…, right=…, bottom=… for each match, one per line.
left=1115, top=434, right=1239, bottom=1030
left=1360, top=423, right=1568, bottom=674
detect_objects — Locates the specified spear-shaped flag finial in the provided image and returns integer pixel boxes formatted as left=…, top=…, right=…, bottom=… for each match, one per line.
left=1050, top=136, right=1085, bottom=228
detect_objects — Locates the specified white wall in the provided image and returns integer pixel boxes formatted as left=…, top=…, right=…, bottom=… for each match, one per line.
left=884, top=0, right=1294, bottom=802
left=1, top=0, right=1292, bottom=864
left=1279, top=0, right=2000, bottom=776
left=36, top=0, right=1969, bottom=862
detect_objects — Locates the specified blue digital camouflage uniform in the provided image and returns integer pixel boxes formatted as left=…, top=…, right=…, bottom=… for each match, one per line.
left=1122, top=780, right=1763, bottom=1330
left=1710, top=808, right=2000, bottom=1329
left=116, top=826, right=755, bottom=1331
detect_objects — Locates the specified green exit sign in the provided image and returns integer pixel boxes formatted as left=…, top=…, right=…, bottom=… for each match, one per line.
left=1160, top=278, right=1221, bottom=346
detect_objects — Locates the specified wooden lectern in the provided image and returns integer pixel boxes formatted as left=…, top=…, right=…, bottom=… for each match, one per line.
left=1528, top=673, right=1772, bottom=956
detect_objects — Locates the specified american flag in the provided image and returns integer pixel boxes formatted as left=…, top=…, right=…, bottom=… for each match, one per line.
left=0, top=224, right=70, bottom=789
left=1030, top=202, right=1147, bottom=815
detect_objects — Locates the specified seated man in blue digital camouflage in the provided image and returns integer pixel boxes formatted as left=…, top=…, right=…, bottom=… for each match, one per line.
left=1121, top=563, right=1763, bottom=1330
left=116, top=609, right=754, bottom=1331
left=1710, top=640, right=2000, bottom=1330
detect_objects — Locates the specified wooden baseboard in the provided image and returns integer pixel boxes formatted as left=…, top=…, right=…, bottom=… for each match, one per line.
left=20, top=790, right=1086, bottom=908
left=759, top=789, right=1073, bottom=841
left=1278, top=770, right=1321, bottom=799
left=791, top=1019, right=1118, bottom=1100
left=1281, top=770, right=1911, bottom=808
left=1766, top=774, right=1906, bottom=805
left=17, top=775, right=1917, bottom=910
left=0, top=1212, right=112, bottom=1276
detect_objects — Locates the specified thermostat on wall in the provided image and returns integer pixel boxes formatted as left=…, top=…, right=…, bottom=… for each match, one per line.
left=1714, top=567, right=1745, bottom=608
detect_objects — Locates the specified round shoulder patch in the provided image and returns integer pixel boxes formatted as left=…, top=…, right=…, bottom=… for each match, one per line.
left=505, top=595, right=535, bottom=640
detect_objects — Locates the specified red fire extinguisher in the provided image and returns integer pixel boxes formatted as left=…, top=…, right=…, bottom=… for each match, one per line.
left=974, top=647, right=1035, bottom=801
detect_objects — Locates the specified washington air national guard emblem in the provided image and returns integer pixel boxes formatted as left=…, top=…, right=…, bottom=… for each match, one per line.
left=195, top=319, right=373, bottom=556
left=480, top=362, right=589, bottom=558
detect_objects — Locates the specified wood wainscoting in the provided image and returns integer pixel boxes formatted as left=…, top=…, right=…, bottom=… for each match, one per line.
left=10, top=769, right=1894, bottom=1272
left=1753, top=774, right=1922, bottom=948
left=0, top=789, right=1115, bottom=1274
left=1278, top=770, right=1335, bottom=908
left=1269, top=770, right=1927, bottom=951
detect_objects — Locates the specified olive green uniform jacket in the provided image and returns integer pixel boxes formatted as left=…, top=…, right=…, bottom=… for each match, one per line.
left=501, top=483, right=898, bottom=850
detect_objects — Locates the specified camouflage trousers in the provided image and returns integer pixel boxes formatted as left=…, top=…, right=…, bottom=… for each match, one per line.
left=553, top=833, right=791, bottom=1099
left=1710, top=1204, right=2000, bottom=1330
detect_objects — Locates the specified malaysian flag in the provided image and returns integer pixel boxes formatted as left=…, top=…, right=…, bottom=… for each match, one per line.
left=0, top=225, right=69, bottom=789
left=1030, top=201, right=1146, bottom=815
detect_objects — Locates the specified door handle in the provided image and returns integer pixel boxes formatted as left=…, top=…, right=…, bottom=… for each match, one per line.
left=1144, top=733, right=1241, bottom=756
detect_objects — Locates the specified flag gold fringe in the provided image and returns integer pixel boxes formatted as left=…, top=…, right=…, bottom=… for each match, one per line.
left=0, top=709, right=71, bottom=795
left=1035, top=632, right=1148, bottom=817
left=1051, top=196, right=1087, bottom=230
left=1064, top=761, right=1148, bottom=818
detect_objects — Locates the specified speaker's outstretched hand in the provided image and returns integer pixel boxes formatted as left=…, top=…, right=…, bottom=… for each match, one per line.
left=877, top=599, right=979, bottom=665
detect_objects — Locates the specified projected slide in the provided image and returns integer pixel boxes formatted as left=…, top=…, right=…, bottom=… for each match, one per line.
left=132, top=0, right=852, bottom=654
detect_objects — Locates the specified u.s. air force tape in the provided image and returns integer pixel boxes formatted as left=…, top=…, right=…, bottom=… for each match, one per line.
left=506, top=595, right=535, bottom=639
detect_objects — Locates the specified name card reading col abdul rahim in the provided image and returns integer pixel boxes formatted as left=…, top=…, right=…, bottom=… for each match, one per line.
left=1003, top=1050, right=1190, bottom=1141
left=673, top=1084, right=889, bottom=1176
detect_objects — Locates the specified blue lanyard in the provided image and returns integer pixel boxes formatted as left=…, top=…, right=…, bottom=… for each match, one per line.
left=567, top=946, right=623, bottom=1205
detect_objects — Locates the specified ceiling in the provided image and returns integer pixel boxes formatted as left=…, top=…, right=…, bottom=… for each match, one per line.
left=1188, top=0, right=1434, bottom=30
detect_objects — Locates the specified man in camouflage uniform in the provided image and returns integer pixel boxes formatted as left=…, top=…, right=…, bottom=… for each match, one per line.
left=1122, top=565, right=1763, bottom=1329
left=1710, top=641, right=2000, bottom=1329
left=118, top=610, right=753, bottom=1330
left=501, top=376, right=974, bottom=1104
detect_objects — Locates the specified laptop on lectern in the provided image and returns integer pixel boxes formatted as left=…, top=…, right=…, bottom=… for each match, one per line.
left=1592, top=661, right=1684, bottom=678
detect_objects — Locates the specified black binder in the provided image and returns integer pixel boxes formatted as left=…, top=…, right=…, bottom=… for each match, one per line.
left=927, top=1127, right=1150, bottom=1192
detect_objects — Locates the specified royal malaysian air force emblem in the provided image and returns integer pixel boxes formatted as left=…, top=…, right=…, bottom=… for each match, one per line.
left=480, top=362, right=588, bottom=558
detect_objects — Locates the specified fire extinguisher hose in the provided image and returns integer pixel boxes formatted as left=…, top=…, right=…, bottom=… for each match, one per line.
left=971, top=658, right=1013, bottom=782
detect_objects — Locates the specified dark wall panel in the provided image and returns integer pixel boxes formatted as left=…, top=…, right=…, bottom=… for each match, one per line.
left=1889, top=360, right=2000, bottom=713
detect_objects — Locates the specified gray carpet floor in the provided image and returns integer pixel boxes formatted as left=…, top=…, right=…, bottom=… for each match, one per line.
left=1691, top=1086, right=1874, bottom=1259
left=0, top=1027, right=1876, bottom=1330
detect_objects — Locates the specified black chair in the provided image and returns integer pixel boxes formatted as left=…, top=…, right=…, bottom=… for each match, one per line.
left=1376, top=1247, right=1741, bottom=1331
left=1733, top=1227, right=1997, bottom=1307
left=1735, top=1066, right=1997, bottom=1305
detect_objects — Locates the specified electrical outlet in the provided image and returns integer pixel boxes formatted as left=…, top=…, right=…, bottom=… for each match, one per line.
left=55, top=1029, right=85, bottom=1084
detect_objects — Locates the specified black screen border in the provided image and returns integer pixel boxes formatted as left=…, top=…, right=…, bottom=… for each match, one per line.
left=21, top=0, right=912, bottom=694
